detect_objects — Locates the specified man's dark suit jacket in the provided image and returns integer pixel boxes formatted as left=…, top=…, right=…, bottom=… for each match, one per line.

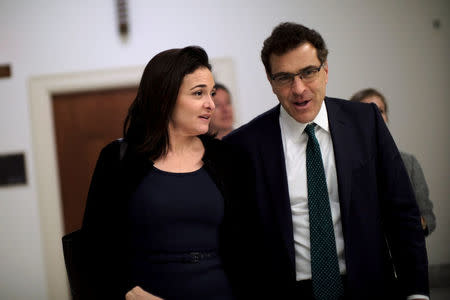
left=224, top=97, right=429, bottom=299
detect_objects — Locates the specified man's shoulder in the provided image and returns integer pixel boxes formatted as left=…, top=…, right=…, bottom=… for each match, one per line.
left=225, top=105, right=279, bottom=143
left=325, top=96, right=378, bottom=125
left=325, top=96, right=374, bottom=112
left=324, top=96, right=347, bottom=104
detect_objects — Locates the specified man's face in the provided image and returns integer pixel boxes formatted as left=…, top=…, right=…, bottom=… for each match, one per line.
left=211, top=88, right=234, bottom=131
left=268, top=43, right=328, bottom=123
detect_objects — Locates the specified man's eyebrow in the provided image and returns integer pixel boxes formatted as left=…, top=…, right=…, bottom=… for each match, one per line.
left=299, top=65, right=319, bottom=71
left=190, top=84, right=207, bottom=90
left=272, top=70, right=294, bottom=76
left=273, top=65, right=319, bottom=75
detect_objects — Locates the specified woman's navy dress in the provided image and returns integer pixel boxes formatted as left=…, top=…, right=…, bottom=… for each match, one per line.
left=127, top=166, right=233, bottom=300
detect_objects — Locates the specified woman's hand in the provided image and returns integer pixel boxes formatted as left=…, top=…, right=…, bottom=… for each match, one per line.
left=420, top=216, right=427, bottom=230
left=125, top=286, right=163, bottom=300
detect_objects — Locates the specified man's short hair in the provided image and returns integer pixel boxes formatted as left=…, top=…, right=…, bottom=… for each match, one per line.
left=261, top=22, right=329, bottom=75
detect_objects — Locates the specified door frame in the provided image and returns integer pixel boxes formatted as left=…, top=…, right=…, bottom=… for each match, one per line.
left=29, top=66, right=143, bottom=300
left=28, top=58, right=236, bottom=299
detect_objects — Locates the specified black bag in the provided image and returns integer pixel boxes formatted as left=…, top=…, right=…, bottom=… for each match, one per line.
left=62, top=229, right=83, bottom=299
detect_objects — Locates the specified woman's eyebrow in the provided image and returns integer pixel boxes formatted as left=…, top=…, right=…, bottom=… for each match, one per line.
left=190, top=84, right=207, bottom=90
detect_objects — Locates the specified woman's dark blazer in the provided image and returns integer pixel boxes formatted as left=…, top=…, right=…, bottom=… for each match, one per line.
left=79, top=135, right=240, bottom=299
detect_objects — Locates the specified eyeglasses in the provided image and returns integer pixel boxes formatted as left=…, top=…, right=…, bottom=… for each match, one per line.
left=270, top=63, right=324, bottom=87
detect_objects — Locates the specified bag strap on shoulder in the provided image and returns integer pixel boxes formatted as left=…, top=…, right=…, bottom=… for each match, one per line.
left=117, top=138, right=128, bottom=161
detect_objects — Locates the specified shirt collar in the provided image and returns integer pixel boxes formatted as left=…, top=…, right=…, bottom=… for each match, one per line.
left=279, top=100, right=329, bottom=139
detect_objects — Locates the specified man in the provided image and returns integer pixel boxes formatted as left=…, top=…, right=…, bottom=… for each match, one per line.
left=209, top=83, right=235, bottom=139
left=224, top=22, right=429, bottom=300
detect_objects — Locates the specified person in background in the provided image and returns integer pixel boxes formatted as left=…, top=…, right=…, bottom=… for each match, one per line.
left=224, top=22, right=429, bottom=299
left=80, top=46, right=237, bottom=300
left=209, top=83, right=234, bottom=139
left=350, top=88, right=436, bottom=236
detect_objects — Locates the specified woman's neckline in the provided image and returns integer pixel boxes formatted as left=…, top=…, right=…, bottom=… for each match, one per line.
left=152, top=165, right=204, bottom=176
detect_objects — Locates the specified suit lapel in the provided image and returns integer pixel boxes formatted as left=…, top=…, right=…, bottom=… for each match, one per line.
left=325, top=98, right=353, bottom=228
left=257, top=105, right=296, bottom=269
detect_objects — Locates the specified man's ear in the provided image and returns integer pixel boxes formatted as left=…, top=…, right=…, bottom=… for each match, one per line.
left=266, top=72, right=276, bottom=93
left=266, top=72, right=272, bottom=83
left=323, top=61, right=329, bottom=84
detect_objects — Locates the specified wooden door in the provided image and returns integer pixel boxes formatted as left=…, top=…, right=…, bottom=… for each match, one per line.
left=52, top=87, right=137, bottom=234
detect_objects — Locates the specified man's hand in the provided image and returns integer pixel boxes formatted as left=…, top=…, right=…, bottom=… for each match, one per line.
left=125, top=286, right=163, bottom=300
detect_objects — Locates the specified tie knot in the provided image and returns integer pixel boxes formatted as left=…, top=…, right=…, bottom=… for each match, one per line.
left=304, top=123, right=317, bottom=137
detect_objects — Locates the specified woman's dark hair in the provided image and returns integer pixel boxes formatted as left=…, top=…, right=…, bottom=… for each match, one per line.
left=349, top=88, right=388, bottom=115
left=261, top=22, right=329, bottom=75
left=123, top=46, right=211, bottom=161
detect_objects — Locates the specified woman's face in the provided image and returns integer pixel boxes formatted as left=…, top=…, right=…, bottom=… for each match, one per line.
left=170, top=67, right=216, bottom=137
left=210, top=88, right=234, bottom=131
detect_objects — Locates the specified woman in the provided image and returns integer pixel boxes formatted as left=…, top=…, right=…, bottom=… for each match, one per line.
left=80, top=46, right=237, bottom=299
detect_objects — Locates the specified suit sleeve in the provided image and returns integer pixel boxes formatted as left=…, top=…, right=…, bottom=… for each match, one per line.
left=409, top=155, right=436, bottom=235
left=373, top=104, right=429, bottom=297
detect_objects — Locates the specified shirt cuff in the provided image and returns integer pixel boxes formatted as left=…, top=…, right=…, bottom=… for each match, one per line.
left=407, top=295, right=429, bottom=300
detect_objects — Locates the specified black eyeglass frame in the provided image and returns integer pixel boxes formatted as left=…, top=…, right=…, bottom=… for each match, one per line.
left=270, top=63, right=324, bottom=84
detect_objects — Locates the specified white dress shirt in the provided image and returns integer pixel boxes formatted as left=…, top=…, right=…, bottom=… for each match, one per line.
left=279, top=101, right=346, bottom=281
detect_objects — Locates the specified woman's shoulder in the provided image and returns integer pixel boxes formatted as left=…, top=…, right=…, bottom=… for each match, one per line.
left=96, top=138, right=128, bottom=164
left=101, top=138, right=121, bottom=153
left=400, top=151, right=419, bottom=168
left=400, top=150, right=413, bottom=161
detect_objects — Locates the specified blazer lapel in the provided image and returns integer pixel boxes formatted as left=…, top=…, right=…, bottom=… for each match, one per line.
left=257, top=105, right=296, bottom=269
left=326, top=98, right=353, bottom=229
